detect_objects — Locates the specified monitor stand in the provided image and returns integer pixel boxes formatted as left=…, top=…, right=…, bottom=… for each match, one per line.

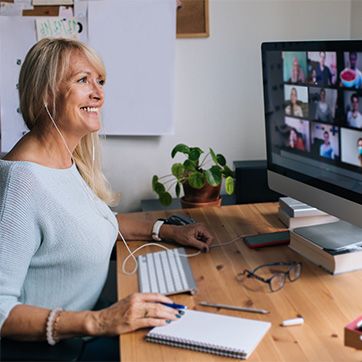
left=294, top=220, right=362, bottom=250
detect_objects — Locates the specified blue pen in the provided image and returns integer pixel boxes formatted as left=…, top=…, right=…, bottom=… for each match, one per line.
left=161, top=302, right=187, bottom=310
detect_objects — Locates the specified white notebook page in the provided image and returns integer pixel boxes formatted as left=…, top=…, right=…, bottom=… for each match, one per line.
left=147, top=309, right=271, bottom=358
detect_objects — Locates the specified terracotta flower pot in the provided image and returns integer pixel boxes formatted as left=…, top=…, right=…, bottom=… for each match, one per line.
left=181, top=182, right=222, bottom=208
left=180, top=197, right=222, bottom=209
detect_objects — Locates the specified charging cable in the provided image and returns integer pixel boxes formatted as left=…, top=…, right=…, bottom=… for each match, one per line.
left=44, top=104, right=246, bottom=277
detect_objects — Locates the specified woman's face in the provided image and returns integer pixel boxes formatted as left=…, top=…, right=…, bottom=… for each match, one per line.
left=290, top=88, right=297, bottom=104
left=58, top=51, right=105, bottom=138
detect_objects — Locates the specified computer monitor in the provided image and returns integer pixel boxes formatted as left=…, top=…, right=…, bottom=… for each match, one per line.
left=261, top=41, right=362, bottom=230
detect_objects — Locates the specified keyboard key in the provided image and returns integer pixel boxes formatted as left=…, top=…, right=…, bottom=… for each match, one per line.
left=138, top=255, right=150, bottom=293
left=146, top=252, right=158, bottom=293
left=172, top=249, right=189, bottom=290
left=166, top=250, right=183, bottom=291
left=160, top=251, right=175, bottom=294
left=154, top=252, right=167, bottom=294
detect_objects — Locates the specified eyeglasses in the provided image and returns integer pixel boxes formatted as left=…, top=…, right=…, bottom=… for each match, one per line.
left=238, top=262, right=302, bottom=292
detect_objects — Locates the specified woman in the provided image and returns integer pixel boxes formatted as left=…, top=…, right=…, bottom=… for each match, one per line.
left=285, top=87, right=303, bottom=117
left=288, top=128, right=305, bottom=151
left=0, top=38, right=213, bottom=359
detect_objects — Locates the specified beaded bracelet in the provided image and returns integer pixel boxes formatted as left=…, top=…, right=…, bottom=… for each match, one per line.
left=46, top=307, right=63, bottom=346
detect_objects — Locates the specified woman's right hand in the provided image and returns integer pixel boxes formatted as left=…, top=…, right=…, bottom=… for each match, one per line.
left=88, top=293, right=181, bottom=336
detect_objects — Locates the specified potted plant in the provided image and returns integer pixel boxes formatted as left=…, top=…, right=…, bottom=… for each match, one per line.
left=152, top=143, right=234, bottom=208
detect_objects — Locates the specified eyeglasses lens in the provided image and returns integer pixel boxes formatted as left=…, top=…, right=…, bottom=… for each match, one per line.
left=270, top=273, right=285, bottom=292
left=288, top=263, right=301, bottom=281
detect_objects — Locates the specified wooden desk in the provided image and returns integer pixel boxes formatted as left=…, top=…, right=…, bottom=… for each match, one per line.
left=117, top=203, right=362, bottom=361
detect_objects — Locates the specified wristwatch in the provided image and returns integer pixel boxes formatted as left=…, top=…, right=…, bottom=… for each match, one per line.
left=151, top=220, right=165, bottom=241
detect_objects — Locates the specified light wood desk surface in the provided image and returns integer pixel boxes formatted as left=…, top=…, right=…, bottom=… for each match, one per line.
left=117, top=203, right=362, bottom=361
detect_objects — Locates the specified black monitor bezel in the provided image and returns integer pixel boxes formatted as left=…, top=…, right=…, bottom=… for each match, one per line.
left=261, top=40, right=362, bottom=205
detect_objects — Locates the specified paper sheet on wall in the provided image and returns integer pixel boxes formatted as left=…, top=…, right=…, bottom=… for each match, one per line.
left=0, top=17, right=36, bottom=152
left=88, top=0, right=175, bottom=135
left=0, top=2, right=25, bottom=15
left=73, top=0, right=88, bottom=43
left=59, top=5, right=73, bottom=17
left=0, top=13, right=87, bottom=152
left=36, top=17, right=78, bottom=40
left=14, top=0, right=33, bottom=8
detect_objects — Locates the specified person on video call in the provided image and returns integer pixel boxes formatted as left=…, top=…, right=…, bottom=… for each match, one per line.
left=0, top=38, right=214, bottom=361
left=315, top=51, right=333, bottom=86
left=342, top=52, right=362, bottom=88
left=358, top=138, right=362, bottom=166
left=288, top=128, right=305, bottom=151
left=347, top=93, right=362, bottom=128
left=285, top=87, right=303, bottom=117
left=289, top=56, right=305, bottom=83
left=315, top=88, right=333, bottom=122
left=319, top=130, right=335, bottom=159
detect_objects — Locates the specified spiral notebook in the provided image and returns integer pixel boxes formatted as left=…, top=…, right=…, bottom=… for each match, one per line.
left=145, top=309, right=271, bottom=359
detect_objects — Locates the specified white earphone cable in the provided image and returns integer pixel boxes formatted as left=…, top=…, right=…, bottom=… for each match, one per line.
left=44, top=104, right=202, bottom=276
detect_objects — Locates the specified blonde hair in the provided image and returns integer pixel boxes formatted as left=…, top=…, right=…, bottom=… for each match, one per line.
left=19, top=38, right=118, bottom=206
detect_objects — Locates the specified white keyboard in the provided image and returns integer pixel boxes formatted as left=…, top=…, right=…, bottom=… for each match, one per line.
left=137, top=247, right=197, bottom=295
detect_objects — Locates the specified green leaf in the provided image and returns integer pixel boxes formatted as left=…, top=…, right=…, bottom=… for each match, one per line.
left=152, top=175, right=158, bottom=191
left=209, top=148, right=218, bottom=164
left=216, top=153, right=226, bottom=166
left=175, top=182, right=181, bottom=198
left=188, top=171, right=205, bottom=189
left=225, top=176, right=234, bottom=195
left=171, top=163, right=185, bottom=179
left=222, top=165, right=235, bottom=178
left=153, top=182, right=165, bottom=194
left=159, top=191, right=172, bottom=206
left=205, top=166, right=222, bottom=186
left=183, top=159, right=196, bottom=171
left=189, top=147, right=203, bottom=162
left=171, top=144, right=190, bottom=158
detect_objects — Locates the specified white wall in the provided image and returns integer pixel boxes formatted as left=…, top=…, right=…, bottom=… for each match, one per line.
left=102, top=0, right=351, bottom=213
left=351, top=0, right=362, bottom=38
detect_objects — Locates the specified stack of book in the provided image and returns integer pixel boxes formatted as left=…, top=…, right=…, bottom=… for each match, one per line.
left=278, top=197, right=338, bottom=229
left=289, top=222, right=362, bottom=274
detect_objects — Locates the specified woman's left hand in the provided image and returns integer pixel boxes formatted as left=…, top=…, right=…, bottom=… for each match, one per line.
left=160, top=223, right=213, bottom=252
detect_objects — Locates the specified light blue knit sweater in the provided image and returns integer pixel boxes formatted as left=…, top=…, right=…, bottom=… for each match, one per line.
left=0, top=160, right=118, bottom=331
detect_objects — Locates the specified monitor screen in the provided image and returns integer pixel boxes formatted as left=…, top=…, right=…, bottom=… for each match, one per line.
left=261, top=41, right=362, bottom=227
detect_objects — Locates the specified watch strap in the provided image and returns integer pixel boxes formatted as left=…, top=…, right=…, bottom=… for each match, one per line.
left=152, top=220, right=165, bottom=241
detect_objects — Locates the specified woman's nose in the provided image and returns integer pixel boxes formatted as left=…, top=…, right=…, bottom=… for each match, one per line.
left=90, top=80, right=104, bottom=100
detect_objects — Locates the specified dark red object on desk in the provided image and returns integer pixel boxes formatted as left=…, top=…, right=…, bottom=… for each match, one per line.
left=344, top=315, right=362, bottom=350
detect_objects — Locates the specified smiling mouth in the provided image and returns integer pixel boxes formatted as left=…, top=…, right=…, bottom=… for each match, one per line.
left=80, top=106, right=99, bottom=113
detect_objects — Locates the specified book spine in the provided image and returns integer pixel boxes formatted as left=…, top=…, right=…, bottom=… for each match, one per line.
left=279, top=198, right=326, bottom=217
left=289, top=243, right=335, bottom=274
left=278, top=207, right=290, bottom=227
left=289, top=215, right=338, bottom=229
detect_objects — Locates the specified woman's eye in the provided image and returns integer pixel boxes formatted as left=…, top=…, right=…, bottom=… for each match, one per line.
left=97, top=79, right=105, bottom=86
left=78, top=77, right=87, bottom=83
